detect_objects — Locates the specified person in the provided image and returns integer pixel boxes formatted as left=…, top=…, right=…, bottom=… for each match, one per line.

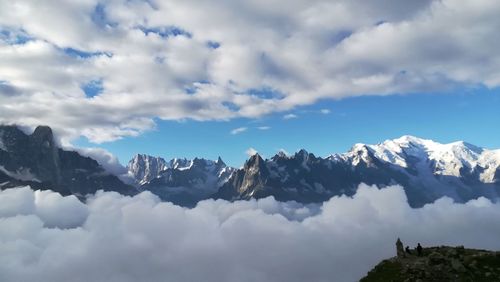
left=396, top=238, right=404, bottom=258
left=416, top=243, right=423, bottom=256
left=405, top=246, right=412, bottom=255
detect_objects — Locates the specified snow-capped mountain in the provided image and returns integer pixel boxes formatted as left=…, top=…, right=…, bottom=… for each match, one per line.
left=215, top=136, right=500, bottom=207
left=0, top=125, right=136, bottom=197
left=2, top=124, right=498, bottom=208
left=127, top=154, right=169, bottom=185
left=127, top=155, right=235, bottom=206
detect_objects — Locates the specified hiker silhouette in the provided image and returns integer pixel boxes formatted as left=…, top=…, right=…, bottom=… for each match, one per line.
left=416, top=243, right=423, bottom=256
left=405, top=246, right=412, bottom=255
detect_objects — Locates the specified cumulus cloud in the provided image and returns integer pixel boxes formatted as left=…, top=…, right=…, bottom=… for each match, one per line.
left=1, top=185, right=500, bottom=282
left=283, top=113, right=298, bottom=120
left=73, top=147, right=128, bottom=176
left=0, top=0, right=499, bottom=142
left=230, top=127, right=247, bottom=135
left=245, top=147, right=258, bottom=156
left=0, top=187, right=88, bottom=228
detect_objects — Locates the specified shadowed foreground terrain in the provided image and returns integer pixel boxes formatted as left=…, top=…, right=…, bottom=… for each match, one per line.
left=361, top=245, right=500, bottom=281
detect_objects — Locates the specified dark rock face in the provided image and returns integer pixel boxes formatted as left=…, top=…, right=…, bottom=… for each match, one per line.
left=214, top=149, right=416, bottom=205
left=0, top=125, right=136, bottom=197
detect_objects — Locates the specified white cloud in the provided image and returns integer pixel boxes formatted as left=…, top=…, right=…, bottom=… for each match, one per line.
left=1, top=185, right=500, bottom=282
left=277, top=148, right=290, bottom=156
left=320, top=109, right=331, bottom=114
left=245, top=147, right=258, bottom=156
left=0, top=0, right=499, bottom=142
left=230, top=127, right=247, bottom=135
left=257, top=126, right=271, bottom=130
left=72, top=147, right=128, bottom=176
left=283, top=114, right=298, bottom=120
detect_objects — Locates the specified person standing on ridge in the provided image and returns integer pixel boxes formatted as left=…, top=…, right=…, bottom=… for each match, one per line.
left=416, top=243, right=423, bottom=256
left=405, top=246, right=412, bottom=255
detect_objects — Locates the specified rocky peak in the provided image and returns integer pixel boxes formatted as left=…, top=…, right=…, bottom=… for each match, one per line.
left=192, top=157, right=208, bottom=168
left=273, top=150, right=289, bottom=160
left=127, top=154, right=168, bottom=185
left=169, top=158, right=190, bottom=169
left=0, top=124, right=135, bottom=197
left=294, top=149, right=314, bottom=162
left=216, top=156, right=226, bottom=167
left=237, top=153, right=270, bottom=194
left=244, top=153, right=266, bottom=170
left=30, top=126, right=55, bottom=146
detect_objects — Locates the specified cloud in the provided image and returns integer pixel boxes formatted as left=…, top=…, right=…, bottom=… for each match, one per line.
left=0, top=0, right=499, bottom=142
left=1, top=185, right=500, bottom=282
left=0, top=187, right=88, bottom=229
left=320, top=109, right=331, bottom=114
left=230, top=127, right=247, bottom=135
left=257, top=126, right=271, bottom=130
left=283, top=114, right=298, bottom=120
left=72, top=147, right=128, bottom=176
left=245, top=147, right=258, bottom=156
left=277, top=148, right=290, bottom=156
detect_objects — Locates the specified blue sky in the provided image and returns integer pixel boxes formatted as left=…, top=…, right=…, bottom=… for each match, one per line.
left=76, top=86, right=500, bottom=167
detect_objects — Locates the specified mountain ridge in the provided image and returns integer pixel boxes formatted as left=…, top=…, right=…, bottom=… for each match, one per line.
left=2, top=124, right=499, bottom=207
left=212, top=135, right=500, bottom=207
left=124, top=135, right=500, bottom=207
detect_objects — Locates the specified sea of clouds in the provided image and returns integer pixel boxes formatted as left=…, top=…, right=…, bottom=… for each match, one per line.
left=1, top=184, right=500, bottom=282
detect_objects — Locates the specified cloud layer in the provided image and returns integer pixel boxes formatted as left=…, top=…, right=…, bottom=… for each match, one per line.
left=0, top=0, right=499, bottom=142
left=1, top=184, right=500, bottom=282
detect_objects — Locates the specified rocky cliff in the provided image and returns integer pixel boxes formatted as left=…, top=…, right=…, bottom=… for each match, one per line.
left=0, top=125, right=136, bottom=198
left=361, top=243, right=500, bottom=281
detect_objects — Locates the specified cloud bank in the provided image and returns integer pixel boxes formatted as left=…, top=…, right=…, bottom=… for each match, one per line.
left=1, top=184, right=500, bottom=282
left=0, top=0, right=499, bottom=142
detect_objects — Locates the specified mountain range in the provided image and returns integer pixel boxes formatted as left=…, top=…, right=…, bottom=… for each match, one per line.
left=1, top=125, right=499, bottom=207
left=127, top=154, right=234, bottom=206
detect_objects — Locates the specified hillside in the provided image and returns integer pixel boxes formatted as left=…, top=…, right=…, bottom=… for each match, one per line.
left=361, top=243, right=500, bottom=281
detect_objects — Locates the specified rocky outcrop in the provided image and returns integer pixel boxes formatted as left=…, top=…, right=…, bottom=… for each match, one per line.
left=0, top=125, right=136, bottom=198
left=361, top=241, right=500, bottom=281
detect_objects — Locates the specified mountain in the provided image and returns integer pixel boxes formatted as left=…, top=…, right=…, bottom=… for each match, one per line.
left=214, top=136, right=500, bottom=207
left=3, top=125, right=499, bottom=207
left=361, top=242, right=500, bottom=281
left=127, top=154, right=169, bottom=185
left=0, top=125, right=136, bottom=198
left=127, top=154, right=234, bottom=206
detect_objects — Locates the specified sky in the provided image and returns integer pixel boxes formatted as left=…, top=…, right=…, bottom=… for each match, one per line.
left=1, top=0, right=500, bottom=167
left=75, top=86, right=500, bottom=167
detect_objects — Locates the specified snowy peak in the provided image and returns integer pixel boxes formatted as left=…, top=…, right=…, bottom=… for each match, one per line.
left=127, top=154, right=169, bottom=185
left=351, top=136, right=499, bottom=181
left=133, top=155, right=235, bottom=206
